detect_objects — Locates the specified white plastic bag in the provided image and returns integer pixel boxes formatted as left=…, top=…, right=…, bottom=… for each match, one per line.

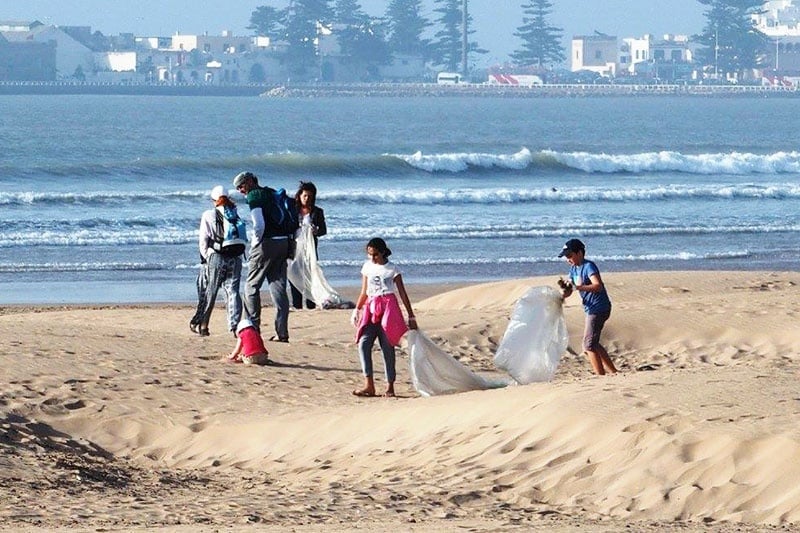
left=287, top=224, right=353, bottom=309
left=408, top=330, right=504, bottom=397
left=494, top=286, right=567, bottom=384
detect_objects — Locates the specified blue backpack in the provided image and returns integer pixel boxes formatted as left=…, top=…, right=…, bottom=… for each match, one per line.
left=213, top=205, right=247, bottom=257
left=265, top=188, right=299, bottom=237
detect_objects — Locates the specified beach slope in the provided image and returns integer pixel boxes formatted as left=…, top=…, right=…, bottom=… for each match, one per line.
left=1, top=271, right=799, bottom=532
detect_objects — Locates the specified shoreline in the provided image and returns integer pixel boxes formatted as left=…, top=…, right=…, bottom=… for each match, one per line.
left=1, top=265, right=798, bottom=306
left=1, top=80, right=797, bottom=97
left=0, top=281, right=469, bottom=312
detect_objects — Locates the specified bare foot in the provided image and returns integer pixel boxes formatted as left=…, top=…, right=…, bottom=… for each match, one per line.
left=352, top=389, right=376, bottom=397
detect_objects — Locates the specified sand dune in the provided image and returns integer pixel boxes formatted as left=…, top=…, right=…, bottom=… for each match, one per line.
left=2, top=271, right=799, bottom=532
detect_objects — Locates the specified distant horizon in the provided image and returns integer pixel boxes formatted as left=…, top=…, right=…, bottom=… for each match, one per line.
left=4, top=1, right=707, bottom=67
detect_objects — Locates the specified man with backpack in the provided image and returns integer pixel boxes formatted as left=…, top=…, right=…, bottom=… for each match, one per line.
left=233, top=171, right=299, bottom=342
left=195, top=185, right=246, bottom=337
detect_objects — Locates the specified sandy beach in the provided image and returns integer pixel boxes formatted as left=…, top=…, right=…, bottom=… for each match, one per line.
left=2, top=270, right=799, bottom=533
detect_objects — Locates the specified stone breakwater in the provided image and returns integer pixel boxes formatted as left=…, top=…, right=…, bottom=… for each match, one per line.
left=1, top=80, right=797, bottom=97
left=261, top=82, right=800, bottom=98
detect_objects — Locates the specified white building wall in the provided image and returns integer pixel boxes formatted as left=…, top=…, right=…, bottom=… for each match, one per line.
left=622, top=35, right=652, bottom=73
left=171, top=33, right=251, bottom=54
left=571, top=36, right=617, bottom=76
left=756, top=0, right=800, bottom=36
left=95, top=51, right=137, bottom=72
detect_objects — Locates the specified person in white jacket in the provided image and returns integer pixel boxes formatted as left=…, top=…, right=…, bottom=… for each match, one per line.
left=194, top=185, right=245, bottom=337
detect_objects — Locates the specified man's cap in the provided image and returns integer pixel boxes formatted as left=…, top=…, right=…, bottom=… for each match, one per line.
left=233, top=171, right=256, bottom=188
left=558, top=238, right=585, bottom=257
left=210, top=185, right=226, bottom=201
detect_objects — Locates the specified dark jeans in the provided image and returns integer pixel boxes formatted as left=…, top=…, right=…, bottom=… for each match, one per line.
left=290, top=282, right=316, bottom=309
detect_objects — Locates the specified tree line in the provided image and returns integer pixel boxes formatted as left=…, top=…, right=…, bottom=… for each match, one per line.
left=248, top=0, right=774, bottom=79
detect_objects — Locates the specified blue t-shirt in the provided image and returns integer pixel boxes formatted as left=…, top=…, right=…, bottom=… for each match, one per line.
left=569, top=259, right=611, bottom=315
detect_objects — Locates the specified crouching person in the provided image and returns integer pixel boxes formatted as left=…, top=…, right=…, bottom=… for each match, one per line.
left=227, top=318, right=269, bottom=365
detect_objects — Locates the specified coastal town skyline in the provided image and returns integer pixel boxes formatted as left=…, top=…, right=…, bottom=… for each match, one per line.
left=4, top=0, right=707, bottom=66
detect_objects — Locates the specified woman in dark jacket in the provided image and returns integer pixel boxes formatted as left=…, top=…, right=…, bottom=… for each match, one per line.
left=291, top=181, right=327, bottom=309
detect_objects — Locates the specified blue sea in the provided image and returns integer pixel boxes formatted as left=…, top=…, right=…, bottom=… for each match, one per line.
left=1, top=94, right=799, bottom=304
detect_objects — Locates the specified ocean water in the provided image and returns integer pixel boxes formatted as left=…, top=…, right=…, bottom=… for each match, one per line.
left=1, top=94, right=799, bottom=304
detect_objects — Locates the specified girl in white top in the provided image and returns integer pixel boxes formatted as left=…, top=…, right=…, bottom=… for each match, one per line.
left=351, top=237, right=417, bottom=398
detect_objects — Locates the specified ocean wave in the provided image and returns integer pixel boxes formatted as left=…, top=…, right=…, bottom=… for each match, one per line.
left=1, top=220, right=797, bottom=248
left=0, top=190, right=215, bottom=206
left=5, top=182, right=799, bottom=208
left=547, top=150, right=800, bottom=175
left=323, top=183, right=800, bottom=205
left=394, top=148, right=537, bottom=172
left=5, top=149, right=800, bottom=183
left=390, top=149, right=800, bottom=175
left=0, top=151, right=409, bottom=182
left=395, top=250, right=754, bottom=266
left=1, top=250, right=753, bottom=274
left=326, top=222, right=800, bottom=241
left=0, top=261, right=195, bottom=273
left=0, top=229, right=194, bottom=247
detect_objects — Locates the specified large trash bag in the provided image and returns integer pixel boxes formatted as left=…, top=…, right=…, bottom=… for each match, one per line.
left=408, top=330, right=506, bottom=397
left=287, top=225, right=354, bottom=309
left=494, top=286, right=567, bottom=384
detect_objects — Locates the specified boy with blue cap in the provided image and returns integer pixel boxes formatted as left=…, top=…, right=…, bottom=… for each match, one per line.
left=559, top=239, right=618, bottom=375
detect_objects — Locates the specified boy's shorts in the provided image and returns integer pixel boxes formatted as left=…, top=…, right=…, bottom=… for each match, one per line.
left=583, top=310, right=611, bottom=352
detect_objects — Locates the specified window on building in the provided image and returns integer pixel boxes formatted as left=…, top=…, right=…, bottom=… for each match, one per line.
left=595, top=50, right=602, bottom=60
left=671, top=50, right=682, bottom=61
left=654, top=50, right=665, bottom=60
left=204, top=44, right=211, bottom=53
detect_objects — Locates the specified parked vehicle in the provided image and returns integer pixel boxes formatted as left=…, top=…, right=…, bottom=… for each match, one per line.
left=437, top=72, right=462, bottom=85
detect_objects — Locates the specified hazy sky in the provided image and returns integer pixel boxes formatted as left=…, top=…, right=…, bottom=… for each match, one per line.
left=3, top=1, right=708, bottom=65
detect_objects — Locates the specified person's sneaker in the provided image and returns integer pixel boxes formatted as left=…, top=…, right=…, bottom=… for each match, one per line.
left=199, top=328, right=210, bottom=337
left=189, top=322, right=199, bottom=334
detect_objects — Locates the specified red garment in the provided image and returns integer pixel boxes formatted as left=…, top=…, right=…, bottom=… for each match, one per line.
left=355, top=293, right=408, bottom=346
left=239, top=327, right=268, bottom=356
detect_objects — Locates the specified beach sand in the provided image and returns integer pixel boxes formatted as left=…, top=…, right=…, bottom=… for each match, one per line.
left=2, top=271, right=799, bottom=533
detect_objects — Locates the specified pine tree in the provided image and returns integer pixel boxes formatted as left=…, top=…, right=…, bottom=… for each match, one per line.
left=281, top=0, right=334, bottom=77
left=694, top=0, right=770, bottom=78
left=334, top=0, right=390, bottom=68
left=511, top=0, right=564, bottom=67
left=430, top=0, right=486, bottom=74
left=385, top=0, right=431, bottom=57
left=334, top=0, right=369, bottom=25
left=247, top=5, right=283, bottom=39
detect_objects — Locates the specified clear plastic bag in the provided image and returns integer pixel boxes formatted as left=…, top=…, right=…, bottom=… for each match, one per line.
left=494, top=286, right=567, bottom=384
left=408, top=330, right=506, bottom=397
left=287, top=224, right=353, bottom=309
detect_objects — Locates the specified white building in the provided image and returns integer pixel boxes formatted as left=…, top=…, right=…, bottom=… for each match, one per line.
left=753, top=0, right=800, bottom=72
left=620, top=35, right=651, bottom=73
left=571, top=34, right=617, bottom=76
left=95, top=51, right=137, bottom=72
left=755, top=0, right=800, bottom=35
left=171, top=30, right=252, bottom=55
